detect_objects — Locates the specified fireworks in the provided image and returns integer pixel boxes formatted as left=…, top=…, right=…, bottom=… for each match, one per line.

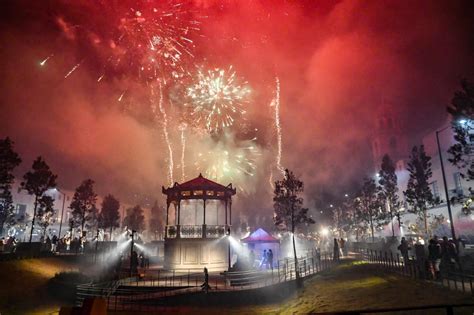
left=64, top=59, right=84, bottom=79
left=186, top=66, right=251, bottom=133
left=179, top=123, right=187, bottom=182
left=194, top=131, right=259, bottom=192
left=111, top=2, right=201, bottom=83
left=272, top=76, right=284, bottom=175
left=39, top=54, right=53, bottom=67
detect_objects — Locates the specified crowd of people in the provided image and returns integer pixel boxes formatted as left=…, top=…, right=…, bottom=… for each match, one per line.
left=398, top=235, right=464, bottom=280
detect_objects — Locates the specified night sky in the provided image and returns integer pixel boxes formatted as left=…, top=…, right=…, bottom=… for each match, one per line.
left=1, top=0, right=474, bottom=220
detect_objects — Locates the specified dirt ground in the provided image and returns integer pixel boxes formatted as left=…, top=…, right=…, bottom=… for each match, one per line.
left=114, top=260, right=474, bottom=315
left=0, top=256, right=81, bottom=315
left=1, top=259, right=473, bottom=315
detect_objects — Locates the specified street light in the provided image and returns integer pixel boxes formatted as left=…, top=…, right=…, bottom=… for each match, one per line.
left=436, top=125, right=457, bottom=242
left=130, top=230, right=137, bottom=277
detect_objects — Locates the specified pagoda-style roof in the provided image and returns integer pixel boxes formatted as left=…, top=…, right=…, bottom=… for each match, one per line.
left=162, top=174, right=236, bottom=201
left=241, top=228, right=280, bottom=244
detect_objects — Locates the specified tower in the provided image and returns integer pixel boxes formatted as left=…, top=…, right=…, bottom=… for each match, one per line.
left=371, top=103, right=408, bottom=171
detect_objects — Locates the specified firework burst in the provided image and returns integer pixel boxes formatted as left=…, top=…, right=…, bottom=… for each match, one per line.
left=186, top=66, right=251, bottom=133
left=194, top=131, right=259, bottom=192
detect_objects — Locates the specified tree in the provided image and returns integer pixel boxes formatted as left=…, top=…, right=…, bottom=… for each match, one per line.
left=0, top=137, right=22, bottom=235
left=99, top=194, right=120, bottom=240
left=20, top=156, right=57, bottom=243
left=447, top=79, right=474, bottom=180
left=123, top=205, right=145, bottom=232
left=148, top=201, right=164, bottom=240
left=404, top=145, right=438, bottom=235
left=378, top=154, right=400, bottom=237
left=273, top=169, right=314, bottom=279
left=355, top=178, right=383, bottom=242
left=70, top=179, right=98, bottom=235
left=36, top=195, right=56, bottom=238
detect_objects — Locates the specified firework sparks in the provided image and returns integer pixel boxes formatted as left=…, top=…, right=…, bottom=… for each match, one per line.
left=64, top=59, right=84, bottom=79
left=272, top=76, right=284, bottom=175
left=194, top=132, right=259, bottom=192
left=118, top=90, right=127, bottom=102
left=39, top=54, right=54, bottom=66
left=186, top=66, right=251, bottom=133
left=156, top=81, right=174, bottom=186
left=179, top=123, right=187, bottom=182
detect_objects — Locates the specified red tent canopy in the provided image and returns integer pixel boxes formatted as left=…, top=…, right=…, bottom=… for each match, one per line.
left=241, top=228, right=280, bottom=243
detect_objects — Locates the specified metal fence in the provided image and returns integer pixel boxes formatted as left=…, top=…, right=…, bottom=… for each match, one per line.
left=357, top=248, right=474, bottom=296
left=75, top=252, right=336, bottom=311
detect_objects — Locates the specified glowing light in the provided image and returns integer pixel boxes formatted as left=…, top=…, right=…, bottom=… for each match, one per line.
left=186, top=66, right=250, bottom=133
left=321, top=227, right=329, bottom=236
left=118, top=90, right=126, bottom=102
left=40, top=54, right=53, bottom=66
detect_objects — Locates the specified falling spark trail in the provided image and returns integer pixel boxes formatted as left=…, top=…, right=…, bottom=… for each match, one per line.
left=40, top=54, right=54, bottom=66
left=118, top=90, right=126, bottom=102
left=64, top=59, right=84, bottom=78
left=158, top=81, right=174, bottom=186
left=180, top=127, right=186, bottom=182
left=97, top=74, right=105, bottom=82
left=274, top=77, right=284, bottom=175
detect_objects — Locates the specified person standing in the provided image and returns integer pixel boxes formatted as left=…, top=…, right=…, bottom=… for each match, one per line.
left=201, top=267, right=210, bottom=293
left=333, top=238, right=340, bottom=261
left=268, top=249, right=274, bottom=271
left=51, top=235, right=58, bottom=253
left=398, top=237, right=410, bottom=264
left=339, top=238, right=346, bottom=257
left=428, top=237, right=441, bottom=280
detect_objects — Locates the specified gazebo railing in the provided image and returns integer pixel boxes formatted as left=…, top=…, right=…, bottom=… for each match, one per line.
left=165, top=225, right=227, bottom=239
left=179, top=225, right=203, bottom=238
left=205, top=225, right=227, bottom=238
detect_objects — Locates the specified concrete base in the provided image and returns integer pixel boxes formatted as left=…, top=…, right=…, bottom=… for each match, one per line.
left=164, top=238, right=229, bottom=272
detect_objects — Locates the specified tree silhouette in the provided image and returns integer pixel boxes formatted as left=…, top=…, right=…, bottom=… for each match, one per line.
left=123, top=205, right=145, bottom=232
left=36, top=195, right=55, bottom=238
left=404, top=145, right=437, bottom=235
left=355, top=177, right=383, bottom=242
left=20, top=156, right=57, bottom=243
left=148, top=201, right=164, bottom=240
left=0, top=137, right=22, bottom=235
left=378, top=154, right=400, bottom=237
left=70, top=179, right=98, bottom=235
left=447, top=79, right=474, bottom=180
left=273, top=169, right=314, bottom=279
left=99, top=194, right=120, bottom=240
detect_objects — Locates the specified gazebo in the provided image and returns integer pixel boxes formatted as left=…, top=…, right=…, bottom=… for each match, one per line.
left=162, top=174, right=236, bottom=271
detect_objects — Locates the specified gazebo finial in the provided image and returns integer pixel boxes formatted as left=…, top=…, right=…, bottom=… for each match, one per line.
left=198, top=173, right=203, bottom=178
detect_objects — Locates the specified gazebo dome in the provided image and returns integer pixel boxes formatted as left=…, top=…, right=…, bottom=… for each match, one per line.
left=162, top=173, right=236, bottom=202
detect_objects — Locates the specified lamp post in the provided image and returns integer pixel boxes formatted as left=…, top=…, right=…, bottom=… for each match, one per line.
left=436, top=126, right=457, bottom=241
left=129, top=230, right=136, bottom=277
left=56, top=188, right=67, bottom=238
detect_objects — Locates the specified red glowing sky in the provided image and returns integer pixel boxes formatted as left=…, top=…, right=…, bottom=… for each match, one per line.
left=1, top=0, right=473, bottom=216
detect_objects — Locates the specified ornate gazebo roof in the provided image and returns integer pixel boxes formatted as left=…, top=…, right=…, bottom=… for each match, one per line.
left=162, top=173, right=236, bottom=202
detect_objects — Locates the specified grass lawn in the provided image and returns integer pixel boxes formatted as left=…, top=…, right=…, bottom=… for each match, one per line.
left=0, top=256, right=81, bottom=315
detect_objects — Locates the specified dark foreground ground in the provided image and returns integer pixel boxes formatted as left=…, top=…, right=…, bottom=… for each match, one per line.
left=1, top=259, right=473, bottom=314
left=113, top=261, right=474, bottom=315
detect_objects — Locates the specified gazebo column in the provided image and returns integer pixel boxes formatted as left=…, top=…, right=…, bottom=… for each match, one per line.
left=225, top=200, right=228, bottom=227
left=229, top=199, right=232, bottom=226
left=176, top=200, right=181, bottom=238
left=165, top=201, right=170, bottom=238
left=202, top=198, right=207, bottom=238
